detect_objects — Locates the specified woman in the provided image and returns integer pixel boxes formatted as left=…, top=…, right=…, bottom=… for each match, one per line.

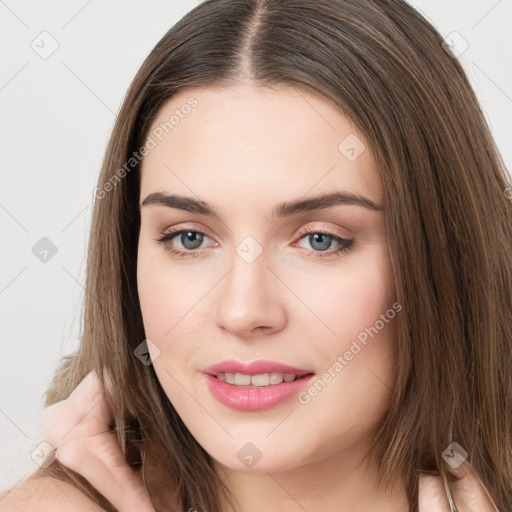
left=2, top=0, right=511, bottom=510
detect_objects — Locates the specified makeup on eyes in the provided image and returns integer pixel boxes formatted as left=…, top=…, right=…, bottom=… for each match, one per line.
left=153, top=221, right=355, bottom=260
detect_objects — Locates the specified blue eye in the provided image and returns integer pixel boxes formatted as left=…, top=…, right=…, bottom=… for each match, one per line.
left=156, top=229, right=211, bottom=258
left=156, top=228, right=354, bottom=259
left=297, top=231, right=354, bottom=258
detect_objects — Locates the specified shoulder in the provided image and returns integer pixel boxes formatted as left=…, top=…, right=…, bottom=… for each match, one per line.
left=0, top=475, right=107, bottom=511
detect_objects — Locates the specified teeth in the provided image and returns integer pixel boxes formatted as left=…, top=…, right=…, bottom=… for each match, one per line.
left=270, top=372, right=283, bottom=385
left=234, top=373, right=251, bottom=386
left=251, top=373, right=270, bottom=386
left=216, top=372, right=299, bottom=387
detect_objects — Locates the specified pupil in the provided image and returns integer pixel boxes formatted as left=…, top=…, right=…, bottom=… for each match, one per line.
left=310, top=233, right=331, bottom=251
left=182, top=231, right=203, bottom=249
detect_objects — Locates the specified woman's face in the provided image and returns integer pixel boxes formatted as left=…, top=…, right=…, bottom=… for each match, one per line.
left=137, top=84, right=398, bottom=474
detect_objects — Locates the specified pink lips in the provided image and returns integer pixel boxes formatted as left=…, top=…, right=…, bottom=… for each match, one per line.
left=203, top=360, right=314, bottom=377
left=202, top=359, right=315, bottom=412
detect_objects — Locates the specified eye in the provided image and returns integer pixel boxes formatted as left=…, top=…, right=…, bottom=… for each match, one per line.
left=294, top=228, right=354, bottom=259
left=155, top=226, right=354, bottom=259
left=155, top=227, right=215, bottom=258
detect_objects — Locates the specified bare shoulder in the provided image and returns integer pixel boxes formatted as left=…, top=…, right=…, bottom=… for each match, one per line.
left=0, top=475, right=107, bottom=511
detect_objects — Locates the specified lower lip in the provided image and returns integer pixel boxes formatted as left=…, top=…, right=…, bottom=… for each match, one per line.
left=203, top=374, right=315, bottom=412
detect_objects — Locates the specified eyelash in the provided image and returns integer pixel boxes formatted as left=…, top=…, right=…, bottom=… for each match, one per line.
left=155, top=226, right=354, bottom=260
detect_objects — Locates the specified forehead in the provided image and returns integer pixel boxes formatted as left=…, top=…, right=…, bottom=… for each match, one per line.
left=139, top=84, right=383, bottom=209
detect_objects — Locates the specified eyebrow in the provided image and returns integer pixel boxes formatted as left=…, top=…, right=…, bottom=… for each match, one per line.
left=140, top=191, right=384, bottom=218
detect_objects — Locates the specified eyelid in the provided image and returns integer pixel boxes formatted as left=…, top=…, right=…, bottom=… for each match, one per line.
left=295, top=221, right=352, bottom=239
left=156, top=220, right=355, bottom=261
left=158, top=221, right=351, bottom=243
left=159, top=222, right=215, bottom=239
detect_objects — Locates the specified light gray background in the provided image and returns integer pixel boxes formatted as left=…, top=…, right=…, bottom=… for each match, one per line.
left=1, top=0, right=511, bottom=489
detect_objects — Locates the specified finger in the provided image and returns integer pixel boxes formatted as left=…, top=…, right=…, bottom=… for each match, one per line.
left=100, top=366, right=128, bottom=420
left=447, top=460, right=500, bottom=512
left=56, top=433, right=156, bottom=512
left=38, top=371, right=115, bottom=450
left=37, top=399, right=85, bottom=454
left=418, top=473, right=451, bottom=512
left=72, top=371, right=113, bottom=412
left=67, top=371, right=102, bottom=402
left=38, top=372, right=101, bottom=440
left=102, top=367, right=118, bottom=403
left=65, top=371, right=115, bottom=435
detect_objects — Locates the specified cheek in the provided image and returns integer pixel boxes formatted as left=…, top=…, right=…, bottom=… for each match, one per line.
left=136, top=243, right=202, bottom=339
left=296, top=246, right=397, bottom=421
left=299, top=245, right=394, bottom=350
left=136, top=244, right=210, bottom=387
left=137, top=260, right=170, bottom=340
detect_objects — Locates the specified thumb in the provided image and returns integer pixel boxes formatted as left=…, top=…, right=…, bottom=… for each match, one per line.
left=445, top=459, right=500, bottom=512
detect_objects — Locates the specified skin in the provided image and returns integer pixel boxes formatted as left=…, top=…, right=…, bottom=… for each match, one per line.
left=17, top=371, right=499, bottom=512
left=136, top=84, right=402, bottom=511
left=4, top=85, right=499, bottom=512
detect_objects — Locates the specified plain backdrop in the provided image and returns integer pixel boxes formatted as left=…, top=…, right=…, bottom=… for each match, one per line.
left=1, top=0, right=511, bottom=489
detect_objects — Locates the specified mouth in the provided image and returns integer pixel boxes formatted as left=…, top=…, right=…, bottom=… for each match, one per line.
left=203, top=359, right=314, bottom=379
left=214, top=372, right=314, bottom=387
left=202, top=360, right=316, bottom=411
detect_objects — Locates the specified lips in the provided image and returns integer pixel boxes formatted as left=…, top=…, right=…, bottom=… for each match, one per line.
left=202, top=359, right=316, bottom=411
left=203, top=359, right=314, bottom=377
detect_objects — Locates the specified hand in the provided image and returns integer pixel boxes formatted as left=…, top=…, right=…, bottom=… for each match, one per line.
left=37, top=370, right=157, bottom=512
left=419, top=462, right=500, bottom=511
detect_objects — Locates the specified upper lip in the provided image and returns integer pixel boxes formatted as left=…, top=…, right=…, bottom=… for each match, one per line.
left=203, top=359, right=315, bottom=376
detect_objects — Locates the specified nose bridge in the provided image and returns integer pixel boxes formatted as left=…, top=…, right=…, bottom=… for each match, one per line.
left=214, top=235, right=286, bottom=336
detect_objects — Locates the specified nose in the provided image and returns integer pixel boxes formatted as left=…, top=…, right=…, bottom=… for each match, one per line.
left=214, top=250, right=287, bottom=339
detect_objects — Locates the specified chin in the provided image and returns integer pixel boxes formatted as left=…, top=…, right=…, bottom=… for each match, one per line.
left=202, top=434, right=320, bottom=475
left=213, top=452, right=301, bottom=474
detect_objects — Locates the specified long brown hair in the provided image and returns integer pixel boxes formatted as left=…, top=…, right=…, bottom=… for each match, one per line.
left=31, top=0, right=512, bottom=510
